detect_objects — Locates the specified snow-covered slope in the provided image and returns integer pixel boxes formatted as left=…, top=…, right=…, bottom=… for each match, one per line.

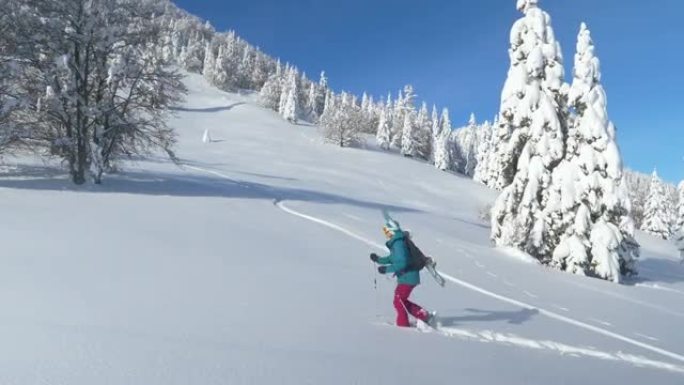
left=1, top=73, right=683, bottom=384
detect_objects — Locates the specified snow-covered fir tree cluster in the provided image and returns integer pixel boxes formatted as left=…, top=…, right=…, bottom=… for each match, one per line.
left=2, top=0, right=681, bottom=266
left=0, top=0, right=519, bottom=182
left=482, top=0, right=640, bottom=282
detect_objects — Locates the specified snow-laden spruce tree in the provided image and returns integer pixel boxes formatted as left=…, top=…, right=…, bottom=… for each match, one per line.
left=434, top=108, right=452, bottom=171
left=675, top=181, right=684, bottom=235
left=391, top=86, right=416, bottom=149
left=390, top=90, right=404, bottom=149
left=306, top=82, right=318, bottom=120
left=623, top=169, right=653, bottom=228
left=202, top=41, right=217, bottom=84
left=491, top=0, right=567, bottom=259
left=431, top=105, right=439, bottom=135
left=473, top=120, right=494, bottom=184
left=277, top=65, right=292, bottom=114
left=641, top=170, right=674, bottom=239
left=401, top=112, right=418, bottom=157
left=487, top=0, right=567, bottom=191
left=314, top=71, right=328, bottom=116
left=213, top=44, right=229, bottom=89
left=376, top=103, right=392, bottom=150
left=237, top=45, right=255, bottom=89
left=215, top=31, right=240, bottom=90
left=547, top=23, right=637, bottom=281
left=452, top=114, right=479, bottom=176
left=415, top=102, right=433, bottom=160
left=259, top=74, right=282, bottom=111
left=280, top=70, right=299, bottom=123
left=251, top=51, right=269, bottom=90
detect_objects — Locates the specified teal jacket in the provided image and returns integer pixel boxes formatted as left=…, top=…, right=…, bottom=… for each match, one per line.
left=378, top=230, right=420, bottom=286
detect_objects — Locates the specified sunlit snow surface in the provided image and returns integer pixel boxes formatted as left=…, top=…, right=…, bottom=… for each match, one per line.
left=1, top=73, right=682, bottom=384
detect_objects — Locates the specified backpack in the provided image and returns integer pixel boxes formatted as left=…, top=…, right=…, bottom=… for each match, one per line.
left=403, top=232, right=428, bottom=272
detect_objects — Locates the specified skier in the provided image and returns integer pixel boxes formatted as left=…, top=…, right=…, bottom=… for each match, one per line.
left=371, top=217, right=435, bottom=327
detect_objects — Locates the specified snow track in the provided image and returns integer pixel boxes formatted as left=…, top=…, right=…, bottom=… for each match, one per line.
left=182, top=159, right=684, bottom=366
left=180, top=158, right=684, bottom=372
left=431, top=326, right=684, bottom=374
left=270, top=199, right=684, bottom=366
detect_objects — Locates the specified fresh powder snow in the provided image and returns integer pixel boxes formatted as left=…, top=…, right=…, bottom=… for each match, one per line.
left=1, top=72, right=683, bottom=384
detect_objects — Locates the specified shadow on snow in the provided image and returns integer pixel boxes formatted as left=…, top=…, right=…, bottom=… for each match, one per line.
left=438, top=308, right=540, bottom=327
left=0, top=164, right=418, bottom=214
left=170, top=102, right=246, bottom=113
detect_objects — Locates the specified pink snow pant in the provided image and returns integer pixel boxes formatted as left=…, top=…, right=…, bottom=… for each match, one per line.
left=394, top=284, right=429, bottom=327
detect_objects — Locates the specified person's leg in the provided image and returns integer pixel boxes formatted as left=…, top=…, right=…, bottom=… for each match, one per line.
left=393, top=284, right=412, bottom=327
left=403, top=287, right=429, bottom=322
left=405, top=299, right=429, bottom=322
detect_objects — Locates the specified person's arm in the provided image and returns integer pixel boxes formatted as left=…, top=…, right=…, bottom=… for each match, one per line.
left=377, top=255, right=392, bottom=265
left=384, top=243, right=408, bottom=274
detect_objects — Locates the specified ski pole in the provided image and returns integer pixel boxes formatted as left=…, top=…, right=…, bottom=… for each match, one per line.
left=371, top=260, right=381, bottom=319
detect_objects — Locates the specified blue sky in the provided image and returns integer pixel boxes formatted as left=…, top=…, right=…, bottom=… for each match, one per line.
left=174, top=0, right=684, bottom=184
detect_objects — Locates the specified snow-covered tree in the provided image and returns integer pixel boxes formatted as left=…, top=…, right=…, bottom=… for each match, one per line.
left=390, top=85, right=416, bottom=149
left=251, top=51, right=269, bottom=90
left=434, top=108, right=452, bottom=171
left=280, top=70, right=299, bottom=123
left=675, top=181, right=684, bottom=235
left=473, top=121, right=494, bottom=184
left=401, top=112, right=419, bottom=157
left=376, top=104, right=391, bottom=151
left=641, top=171, right=674, bottom=239
left=202, top=41, right=217, bottom=83
left=624, top=170, right=653, bottom=228
left=259, top=74, right=282, bottom=111
left=0, top=8, right=20, bottom=144
left=430, top=105, right=439, bottom=135
left=321, top=97, right=363, bottom=148
left=215, top=32, right=240, bottom=90
left=306, top=83, right=318, bottom=121
left=313, top=71, right=328, bottom=117
left=237, top=45, right=255, bottom=89
left=491, top=0, right=568, bottom=260
left=7, top=0, right=186, bottom=184
left=486, top=0, right=567, bottom=191
left=452, top=114, right=480, bottom=176
left=415, top=102, right=433, bottom=160
left=547, top=23, right=637, bottom=281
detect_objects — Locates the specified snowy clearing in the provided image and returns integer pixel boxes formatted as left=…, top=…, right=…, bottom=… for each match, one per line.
left=1, top=73, right=682, bottom=384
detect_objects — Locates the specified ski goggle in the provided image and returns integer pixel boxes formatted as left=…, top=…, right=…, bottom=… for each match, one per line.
left=382, top=226, right=393, bottom=237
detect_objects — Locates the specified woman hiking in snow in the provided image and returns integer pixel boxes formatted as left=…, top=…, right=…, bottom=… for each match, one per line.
left=371, top=217, right=435, bottom=327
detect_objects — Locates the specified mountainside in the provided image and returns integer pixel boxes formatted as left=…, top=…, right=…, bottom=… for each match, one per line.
left=1, top=73, right=683, bottom=384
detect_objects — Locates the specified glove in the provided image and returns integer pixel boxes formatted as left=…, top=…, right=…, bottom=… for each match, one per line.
left=378, top=266, right=388, bottom=274
left=370, top=253, right=379, bottom=262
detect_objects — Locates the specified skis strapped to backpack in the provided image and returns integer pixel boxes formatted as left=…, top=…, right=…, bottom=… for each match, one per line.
left=383, top=210, right=446, bottom=287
